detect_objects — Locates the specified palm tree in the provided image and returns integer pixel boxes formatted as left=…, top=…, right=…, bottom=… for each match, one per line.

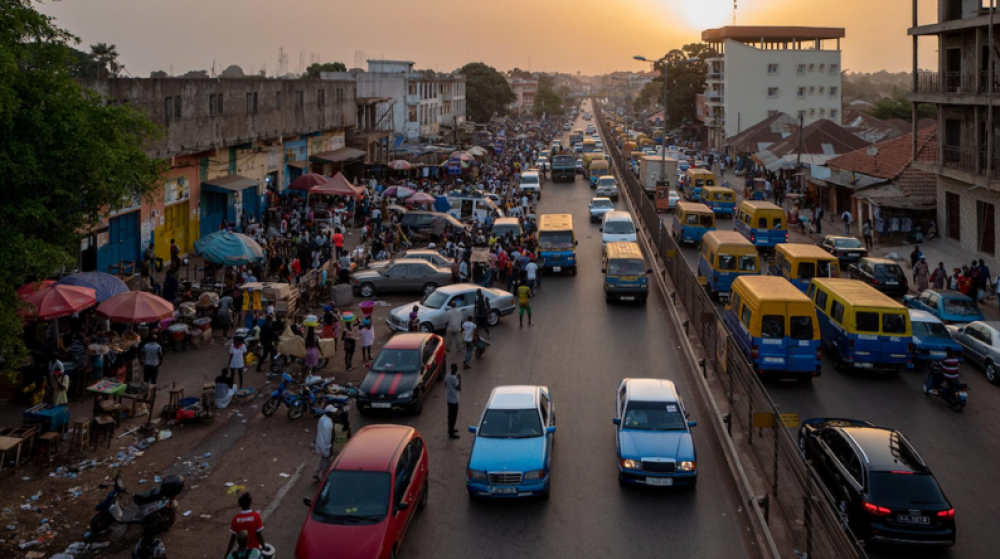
left=90, top=42, right=120, bottom=77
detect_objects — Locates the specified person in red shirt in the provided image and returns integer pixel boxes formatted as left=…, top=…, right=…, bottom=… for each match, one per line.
left=226, top=493, right=265, bottom=557
left=332, top=231, right=345, bottom=260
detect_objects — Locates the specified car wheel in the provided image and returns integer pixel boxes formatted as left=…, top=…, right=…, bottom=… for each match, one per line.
left=422, top=283, right=437, bottom=297
left=419, top=322, right=434, bottom=333
left=360, top=283, right=375, bottom=298
left=617, top=472, right=626, bottom=487
left=987, top=361, right=999, bottom=384
left=412, top=389, right=424, bottom=415
left=540, top=481, right=550, bottom=500
left=487, top=309, right=500, bottom=327
left=418, top=481, right=429, bottom=511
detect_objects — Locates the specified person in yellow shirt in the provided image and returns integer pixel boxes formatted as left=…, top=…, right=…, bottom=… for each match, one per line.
left=517, top=281, right=532, bottom=328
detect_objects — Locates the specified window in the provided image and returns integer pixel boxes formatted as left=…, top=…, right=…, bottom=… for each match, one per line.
left=798, top=262, right=816, bottom=280
left=977, top=200, right=995, bottom=255
left=829, top=63, right=839, bottom=74
left=295, top=90, right=304, bottom=108
left=209, top=94, right=216, bottom=115
left=758, top=217, right=768, bottom=228
left=819, top=64, right=826, bottom=72
left=246, top=92, right=258, bottom=114
left=815, top=289, right=829, bottom=311
left=809, top=108, right=816, bottom=117
left=731, top=293, right=742, bottom=314
left=808, top=63, right=815, bottom=72
left=217, top=93, right=224, bottom=114
left=820, top=108, right=826, bottom=117
left=883, top=313, right=907, bottom=334
left=797, top=87, right=806, bottom=97
left=819, top=86, right=825, bottom=94
left=856, top=311, right=880, bottom=333
left=761, top=315, right=785, bottom=339
left=797, top=64, right=806, bottom=75
left=174, top=97, right=181, bottom=120
left=164, top=97, right=173, bottom=120
left=946, top=191, right=961, bottom=241
left=798, top=110, right=807, bottom=119
left=809, top=86, right=815, bottom=94
left=276, top=91, right=281, bottom=109
left=830, top=109, right=839, bottom=119
left=409, top=83, right=416, bottom=96
left=767, top=63, right=779, bottom=74
left=539, top=393, right=549, bottom=425
left=408, top=107, right=417, bottom=122
left=767, top=87, right=779, bottom=97
left=741, top=305, right=753, bottom=329
left=831, top=300, right=845, bottom=324
left=790, top=316, right=814, bottom=340
left=318, top=89, right=325, bottom=107
left=829, top=86, right=839, bottom=96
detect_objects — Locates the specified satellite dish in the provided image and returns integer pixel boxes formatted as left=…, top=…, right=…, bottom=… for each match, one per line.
left=866, top=145, right=879, bottom=157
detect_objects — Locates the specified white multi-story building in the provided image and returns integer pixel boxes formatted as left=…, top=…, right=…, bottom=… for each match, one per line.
left=324, top=59, right=466, bottom=142
left=702, top=26, right=845, bottom=150
left=508, top=78, right=538, bottom=114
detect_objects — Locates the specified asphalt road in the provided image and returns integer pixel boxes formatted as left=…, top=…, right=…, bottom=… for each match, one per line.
left=657, top=156, right=1000, bottom=559
left=263, top=107, right=757, bottom=559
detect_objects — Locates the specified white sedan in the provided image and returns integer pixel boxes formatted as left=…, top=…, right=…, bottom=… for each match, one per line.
left=537, top=156, right=550, bottom=171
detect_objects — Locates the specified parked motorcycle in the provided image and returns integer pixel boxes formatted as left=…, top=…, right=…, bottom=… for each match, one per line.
left=288, top=379, right=353, bottom=420
left=262, top=373, right=304, bottom=417
left=922, top=365, right=968, bottom=413
left=90, top=472, right=184, bottom=536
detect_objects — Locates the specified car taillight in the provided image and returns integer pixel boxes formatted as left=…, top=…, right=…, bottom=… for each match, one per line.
left=863, top=502, right=892, bottom=516
left=872, top=278, right=879, bottom=285
left=751, top=345, right=759, bottom=359
left=937, top=508, right=955, bottom=519
left=816, top=348, right=822, bottom=361
left=908, top=342, right=915, bottom=353
left=750, top=234, right=756, bottom=242
left=849, top=339, right=855, bottom=350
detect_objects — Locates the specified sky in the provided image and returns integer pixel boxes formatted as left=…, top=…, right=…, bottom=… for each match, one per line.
left=38, top=0, right=939, bottom=77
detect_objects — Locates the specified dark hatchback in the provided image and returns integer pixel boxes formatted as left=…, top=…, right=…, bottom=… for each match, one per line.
left=798, top=418, right=955, bottom=547
left=817, top=236, right=869, bottom=266
left=847, top=257, right=908, bottom=297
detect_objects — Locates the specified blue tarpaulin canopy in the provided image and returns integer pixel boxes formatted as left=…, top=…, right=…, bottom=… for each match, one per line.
left=194, top=231, right=264, bottom=266
left=55, top=272, right=129, bottom=303
left=433, top=195, right=451, bottom=213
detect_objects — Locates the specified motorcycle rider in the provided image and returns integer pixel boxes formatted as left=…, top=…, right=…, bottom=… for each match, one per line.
left=930, top=348, right=961, bottom=395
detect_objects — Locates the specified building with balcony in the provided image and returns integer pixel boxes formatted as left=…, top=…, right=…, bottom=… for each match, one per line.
left=909, top=0, right=1000, bottom=257
left=508, top=77, right=538, bottom=114
left=701, top=26, right=845, bottom=150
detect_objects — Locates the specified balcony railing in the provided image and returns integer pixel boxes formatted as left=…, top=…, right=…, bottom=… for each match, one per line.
left=918, top=144, right=1000, bottom=180
left=915, top=71, right=1000, bottom=95
left=706, top=72, right=723, bottom=81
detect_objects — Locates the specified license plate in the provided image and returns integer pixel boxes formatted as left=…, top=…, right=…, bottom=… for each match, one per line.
left=646, top=477, right=673, bottom=486
left=854, top=362, right=873, bottom=368
left=763, top=357, right=784, bottom=364
left=959, top=391, right=968, bottom=397
left=489, top=486, right=518, bottom=495
left=371, top=403, right=391, bottom=409
left=930, top=351, right=946, bottom=357
left=621, top=296, right=635, bottom=301
left=897, top=515, right=929, bottom=525
left=553, top=266, right=562, bottom=272
left=885, top=281, right=899, bottom=285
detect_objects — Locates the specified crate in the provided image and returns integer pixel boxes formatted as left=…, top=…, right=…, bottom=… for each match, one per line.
left=330, top=284, right=353, bottom=307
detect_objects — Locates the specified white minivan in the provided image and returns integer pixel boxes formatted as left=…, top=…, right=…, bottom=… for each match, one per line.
left=519, top=171, right=542, bottom=199
left=600, top=210, right=637, bottom=248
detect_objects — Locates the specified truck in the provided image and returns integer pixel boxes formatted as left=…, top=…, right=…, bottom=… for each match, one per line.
left=638, top=155, right=678, bottom=198
left=551, top=155, right=576, bottom=182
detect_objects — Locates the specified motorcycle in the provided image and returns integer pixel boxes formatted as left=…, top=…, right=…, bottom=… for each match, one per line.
left=90, top=472, right=184, bottom=537
left=288, top=377, right=355, bottom=420
left=262, top=373, right=304, bottom=417
left=922, top=366, right=968, bottom=412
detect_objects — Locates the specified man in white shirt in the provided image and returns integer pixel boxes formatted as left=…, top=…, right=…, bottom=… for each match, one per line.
left=444, top=301, right=464, bottom=353
left=525, top=259, right=538, bottom=296
left=313, top=406, right=335, bottom=480
left=462, top=317, right=477, bottom=369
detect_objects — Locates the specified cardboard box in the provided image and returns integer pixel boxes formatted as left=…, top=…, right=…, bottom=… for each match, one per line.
left=263, top=283, right=292, bottom=301
left=202, top=328, right=212, bottom=342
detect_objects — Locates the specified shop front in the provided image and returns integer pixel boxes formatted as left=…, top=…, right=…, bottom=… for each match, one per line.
left=284, top=139, right=309, bottom=191
left=199, top=175, right=261, bottom=235
left=96, top=198, right=142, bottom=273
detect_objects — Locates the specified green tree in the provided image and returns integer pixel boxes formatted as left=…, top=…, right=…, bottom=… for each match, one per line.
left=459, top=62, right=516, bottom=122
left=150, top=70, right=168, bottom=78
left=868, top=92, right=936, bottom=121
left=0, top=0, right=166, bottom=371
left=219, top=64, right=244, bottom=78
left=507, top=67, right=532, bottom=79
left=638, top=42, right=714, bottom=128
left=89, top=41, right=119, bottom=77
left=302, top=62, right=347, bottom=79
left=533, top=82, right=564, bottom=118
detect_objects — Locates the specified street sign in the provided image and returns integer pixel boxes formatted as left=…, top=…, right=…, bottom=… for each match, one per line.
left=780, top=413, right=799, bottom=428
left=752, top=412, right=800, bottom=429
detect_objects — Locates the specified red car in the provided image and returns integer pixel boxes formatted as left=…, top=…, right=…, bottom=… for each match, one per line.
left=296, top=425, right=429, bottom=559
left=357, top=333, right=446, bottom=415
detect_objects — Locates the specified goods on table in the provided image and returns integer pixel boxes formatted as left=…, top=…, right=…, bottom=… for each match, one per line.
left=198, top=292, right=220, bottom=306
left=178, top=302, right=197, bottom=318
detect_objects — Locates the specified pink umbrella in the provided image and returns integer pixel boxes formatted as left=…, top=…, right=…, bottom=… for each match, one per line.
left=17, top=279, right=56, bottom=296
left=387, top=160, right=412, bottom=171
left=383, top=186, right=415, bottom=198
left=97, top=291, right=175, bottom=324
left=288, top=173, right=329, bottom=192
left=19, top=285, right=96, bottom=319
left=406, top=192, right=436, bottom=204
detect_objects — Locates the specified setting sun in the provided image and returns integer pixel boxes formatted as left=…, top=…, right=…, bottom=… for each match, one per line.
left=674, top=0, right=733, bottom=31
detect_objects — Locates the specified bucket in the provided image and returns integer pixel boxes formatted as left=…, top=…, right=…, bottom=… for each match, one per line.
left=260, top=544, right=276, bottom=559
left=358, top=301, right=377, bottom=318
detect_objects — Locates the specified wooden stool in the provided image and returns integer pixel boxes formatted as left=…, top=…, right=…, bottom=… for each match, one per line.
left=164, top=387, right=185, bottom=417
left=35, top=432, right=61, bottom=465
left=92, top=416, right=115, bottom=450
left=69, top=418, right=90, bottom=456
left=98, top=399, right=123, bottom=428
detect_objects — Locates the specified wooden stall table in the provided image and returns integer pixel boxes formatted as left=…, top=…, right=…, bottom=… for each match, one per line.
left=87, top=379, right=127, bottom=427
left=0, top=426, right=39, bottom=479
left=120, top=386, right=156, bottom=425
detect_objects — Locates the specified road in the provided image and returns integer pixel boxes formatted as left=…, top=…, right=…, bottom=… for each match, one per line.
left=263, top=106, right=757, bottom=559
left=654, top=148, right=1000, bottom=558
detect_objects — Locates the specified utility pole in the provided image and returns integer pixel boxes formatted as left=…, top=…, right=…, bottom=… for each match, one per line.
left=796, top=114, right=804, bottom=190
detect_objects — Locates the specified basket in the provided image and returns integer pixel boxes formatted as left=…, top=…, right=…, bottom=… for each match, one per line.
left=358, top=301, right=377, bottom=317
left=235, top=388, right=256, bottom=404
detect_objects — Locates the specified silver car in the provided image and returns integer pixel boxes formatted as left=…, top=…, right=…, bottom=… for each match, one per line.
left=387, top=283, right=517, bottom=332
left=595, top=177, right=619, bottom=200
left=351, top=259, right=453, bottom=298
left=366, top=249, right=453, bottom=271
left=947, top=321, right=1000, bottom=383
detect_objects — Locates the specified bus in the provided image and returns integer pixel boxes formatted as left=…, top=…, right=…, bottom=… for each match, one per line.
left=734, top=201, right=787, bottom=249
left=538, top=214, right=578, bottom=275
left=697, top=231, right=760, bottom=301
left=768, top=244, right=840, bottom=292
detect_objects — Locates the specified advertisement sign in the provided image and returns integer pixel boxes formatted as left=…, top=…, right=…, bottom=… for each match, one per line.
left=327, top=135, right=345, bottom=151
left=164, top=176, right=190, bottom=204
left=447, top=158, right=462, bottom=176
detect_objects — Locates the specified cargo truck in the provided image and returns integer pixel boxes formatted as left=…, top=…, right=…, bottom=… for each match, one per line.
left=638, top=155, right=678, bottom=198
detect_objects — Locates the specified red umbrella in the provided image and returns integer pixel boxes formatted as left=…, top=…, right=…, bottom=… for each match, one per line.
left=19, top=285, right=96, bottom=319
left=406, top=192, right=436, bottom=204
left=288, top=173, right=329, bottom=192
left=17, top=280, right=56, bottom=296
left=96, top=291, right=175, bottom=323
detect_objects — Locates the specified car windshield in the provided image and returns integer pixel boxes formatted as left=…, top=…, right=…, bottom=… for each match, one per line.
left=943, top=298, right=979, bottom=316
left=478, top=409, right=543, bottom=438
left=874, top=264, right=903, bottom=276
left=869, top=472, right=945, bottom=507
left=597, top=178, right=616, bottom=187
left=911, top=321, right=950, bottom=338
left=539, top=232, right=574, bottom=248
left=592, top=200, right=613, bottom=209
left=604, top=222, right=635, bottom=235
left=421, top=290, right=449, bottom=309
left=623, top=401, right=687, bottom=430
left=312, top=471, right=390, bottom=524
left=608, top=259, right=646, bottom=276
left=834, top=238, right=863, bottom=248
left=371, top=349, right=420, bottom=372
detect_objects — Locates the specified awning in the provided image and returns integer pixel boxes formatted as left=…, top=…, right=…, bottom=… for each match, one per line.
left=286, top=160, right=310, bottom=169
left=853, top=183, right=936, bottom=210
left=202, top=175, right=260, bottom=193
left=310, top=147, right=366, bottom=164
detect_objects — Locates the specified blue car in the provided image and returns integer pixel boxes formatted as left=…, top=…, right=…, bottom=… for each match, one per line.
left=908, top=309, right=964, bottom=368
left=614, top=378, right=698, bottom=487
left=903, top=289, right=985, bottom=324
left=466, top=385, right=556, bottom=499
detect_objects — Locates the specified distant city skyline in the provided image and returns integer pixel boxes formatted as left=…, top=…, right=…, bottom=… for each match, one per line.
left=40, top=0, right=940, bottom=78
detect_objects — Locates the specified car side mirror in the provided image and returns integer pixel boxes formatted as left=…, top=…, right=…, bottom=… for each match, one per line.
left=546, top=426, right=557, bottom=434
left=612, top=417, right=621, bottom=425
left=303, top=497, right=312, bottom=507
left=396, top=501, right=409, bottom=512
left=688, top=420, right=698, bottom=428
left=647, top=269, right=653, bottom=274
left=468, top=426, right=477, bottom=434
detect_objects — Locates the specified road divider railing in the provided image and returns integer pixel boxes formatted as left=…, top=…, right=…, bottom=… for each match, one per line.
left=594, top=105, right=868, bottom=559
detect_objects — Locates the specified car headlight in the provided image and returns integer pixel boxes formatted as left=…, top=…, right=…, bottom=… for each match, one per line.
left=398, top=391, right=413, bottom=400
left=524, top=470, right=545, bottom=480
left=606, top=282, right=614, bottom=289
left=467, top=469, right=487, bottom=481
left=678, top=461, right=697, bottom=472
left=620, top=459, right=640, bottom=470
left=358, top=390, right=368, bottom=398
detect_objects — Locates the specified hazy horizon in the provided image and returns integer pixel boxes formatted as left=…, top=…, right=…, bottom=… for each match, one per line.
left=39, top=0, right=940, bottom=78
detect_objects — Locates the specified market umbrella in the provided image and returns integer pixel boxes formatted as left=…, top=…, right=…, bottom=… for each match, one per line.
left=17, top=279, right=55, bottom=296
left=194, top=231, right=264, bottom=266
left=386, top=204, right=409, bottom=214
left=97, top=291, right=175, bottom=324
left=288, top=173, right=329, bottom=192
left=55, top=271, right=129, bottom=303
left=383, top=186, right=415, bottom=198
left=467, top=146, right=487, bottom=156
left=19, top=285, right=96, bottom=319
left=387, top=160, right=412, bottom=171
left=406, top=192, right=436, bottom=204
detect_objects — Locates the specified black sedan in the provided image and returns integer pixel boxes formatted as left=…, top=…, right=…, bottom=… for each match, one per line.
left=357, top=333, right=446, bottom=416
left=817, top=236, right=868, bottom=266
left=798, top=418, right=955, bottom=546
left=847, top=257, right=909, bottom=297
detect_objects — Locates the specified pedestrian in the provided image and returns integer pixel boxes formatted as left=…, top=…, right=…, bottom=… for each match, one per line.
left=360, top=319, right=374, bottom=362
left=474, top=289, right=491, bottom=336
left=304, top=326, right=320, bottom=373
left=407, top=305, right=420, bottom=332
left=332, top=230, right=345, bottom=260
left=229, top=337, right=247, bottom=388
left=995, top=272, right=1000, bottom=314
left=978, top=259, right=991, bottom=302
left=342, top=322, right=356, bottom=371
left=445, top=364, right=461, bottom=439
left=142, top=337, right=163, bottom=385
left=312, top=405, right=335, bottom=480
left=218, top=293, right=234, bottom=338
left=444, top=300, right=463, bottom=352
left=930, top=262, right=948, bottom=290
left=256, top=317, right=278, bottom=372
left=462, top=316, right=477, bottom=369
left=915, top=258, right=930, bottom=291
left=517, top=280, right=533, bottom=328
left=227, top=531, right=261, bottom=559
left=814, top=206, right=823, bottom=234
left=48, top=354, right=69, bottom=406
left=862, top=221, right=873, bottom=251
left=225, top=493, right=265, bottom=558
left=169, top=238, right=180, bottom=271
left=525, top=258, right=538, bottom=296
left=841, top=209, right=853, bottom=236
